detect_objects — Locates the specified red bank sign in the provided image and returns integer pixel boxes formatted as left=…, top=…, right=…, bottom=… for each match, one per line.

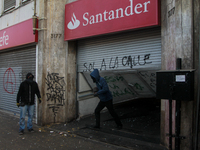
left=65, top=0, right=160, bottom=40
left=0, top=19, right=38, bottom=50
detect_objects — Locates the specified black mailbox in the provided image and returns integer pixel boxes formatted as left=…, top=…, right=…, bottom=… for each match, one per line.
left=156, top=70, right=195, bottom=101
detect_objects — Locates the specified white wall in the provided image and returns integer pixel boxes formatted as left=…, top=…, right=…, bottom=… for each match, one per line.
left=0, top=0, right=3, bottom=15
left=0, top=0, right=34, bottom=30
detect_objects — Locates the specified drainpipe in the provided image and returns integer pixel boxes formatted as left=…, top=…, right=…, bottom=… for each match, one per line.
left=34, top=0, right=36, bottom=15
left=194, top=16, right=200, bottom=150
left=32, top=0, right=37, bottom=34
left=33, top=0, right=37, bottom=124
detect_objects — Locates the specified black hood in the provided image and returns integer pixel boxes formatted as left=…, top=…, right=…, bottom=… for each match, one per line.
left=25, top=73, right=34, bottom=84
left=26, top=73, right=34, bottom=79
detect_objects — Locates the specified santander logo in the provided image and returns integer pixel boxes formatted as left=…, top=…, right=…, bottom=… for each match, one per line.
left=67, top=13, right=80, bottom=30
left=67, top=0, right=151, bottom=30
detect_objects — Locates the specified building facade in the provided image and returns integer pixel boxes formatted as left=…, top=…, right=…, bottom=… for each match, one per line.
left=0, top=0, right=199, bottom=150
left=0, top=0, right=38, bottom=119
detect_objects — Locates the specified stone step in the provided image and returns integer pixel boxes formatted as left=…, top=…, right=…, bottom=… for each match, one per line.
left=72, top=126, right=167, bottom=150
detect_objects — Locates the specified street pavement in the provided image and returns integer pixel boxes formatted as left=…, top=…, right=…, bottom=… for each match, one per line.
left=0, top=110, right=129, bottom=150
left=0, top=99, right=168, bottom=150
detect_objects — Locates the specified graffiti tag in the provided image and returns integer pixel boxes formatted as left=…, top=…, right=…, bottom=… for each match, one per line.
left=45, top=72, right=66, bottom=122
left=82, top=53, right=152, bottom=72
left=3, top=68, right=16, bottom=94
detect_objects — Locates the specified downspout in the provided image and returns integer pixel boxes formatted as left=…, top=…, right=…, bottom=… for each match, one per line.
left=194, top=14, right=200, bottom=150
left=33, top=0, right=37, bottom=34
left=34, top=0, right=36, bottom=16
left=33, top=0, right=38, bottom=124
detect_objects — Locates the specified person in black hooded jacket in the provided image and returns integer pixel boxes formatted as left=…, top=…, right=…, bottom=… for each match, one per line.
left=16, top=73, right=41, bottom=135
left=90, top=69, right=122, bottom=129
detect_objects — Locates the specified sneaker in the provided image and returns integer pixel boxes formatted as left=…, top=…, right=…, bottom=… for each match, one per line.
left=19, top=130, right=24, bottom=135
left=28, top=128, right=34, bottom=132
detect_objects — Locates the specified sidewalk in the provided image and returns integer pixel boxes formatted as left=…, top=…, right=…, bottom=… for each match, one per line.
left=0, top=110, right=130, bottom=150
left=46, top=99, right=167, bottom=150
left=0, top=99, right=168, bottom=150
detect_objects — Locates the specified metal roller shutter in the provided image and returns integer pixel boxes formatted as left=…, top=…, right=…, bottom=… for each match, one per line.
left=0, top=46, right=36, bottom=116
left=4, top=0, right=16, bottom=11
left=77, top=27, right=161, bottom=72
left=77, top=27, right=161, bottom=103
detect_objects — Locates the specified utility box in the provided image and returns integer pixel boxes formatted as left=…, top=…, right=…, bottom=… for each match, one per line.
left=156, top=70, right=195, bottom=101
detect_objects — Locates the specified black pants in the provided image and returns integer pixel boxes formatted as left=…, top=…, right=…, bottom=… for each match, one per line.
left=95, top=100, right=122, bottom=127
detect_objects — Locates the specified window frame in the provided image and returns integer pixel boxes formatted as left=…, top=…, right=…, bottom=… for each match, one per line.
left=22, top=0, right=30, bottom=3
left=3, top=0, right=16, bottom=12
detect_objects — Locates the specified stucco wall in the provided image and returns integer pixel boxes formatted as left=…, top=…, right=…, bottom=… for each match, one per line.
left=193, top=0, right=200, bottom=148
left=161, top=0, right=194, bottom=149
left=37, top=0, right=77, bottom=125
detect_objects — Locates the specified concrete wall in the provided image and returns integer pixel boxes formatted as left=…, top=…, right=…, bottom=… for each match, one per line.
left=66, top=41, right=77, bottom=122
left=161, top=0, right=194, bottom=149
left=193, top=0, right=200, bottom=148
left=37, top=0, right=77, bottom=125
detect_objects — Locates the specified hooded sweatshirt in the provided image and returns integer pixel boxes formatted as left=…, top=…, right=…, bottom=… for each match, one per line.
left=16, top=78, right=41, bottom=105
left=90, top=69, right=113, bottom=102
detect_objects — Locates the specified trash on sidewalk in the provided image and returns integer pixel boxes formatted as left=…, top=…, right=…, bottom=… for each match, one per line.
left=50, top=131, right=54, bottom=133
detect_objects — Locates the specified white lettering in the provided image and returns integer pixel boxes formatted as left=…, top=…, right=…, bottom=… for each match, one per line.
left=0, top=31, right=9, bottom=47
left=143, top=1, right=150, bottom=12
left=81, top=0, right=151, bottom=27
left=83, top=12, right=89, bottom=26
left=116, top=8, right=124, bottom=18
left=108, top=10, right=115, bottom=20
left=125, top=0, right=133, bottom=16
left=89, top=15, right=95, bottom=24
left=135, top=3, right=143, bottom=14
left=5, top=35, right=9, bottom=45
left=103, top=10, right=108, bottom=21
left=96, top=13, right=103, bottom=23
left=0, top=37, right=2, bottom=46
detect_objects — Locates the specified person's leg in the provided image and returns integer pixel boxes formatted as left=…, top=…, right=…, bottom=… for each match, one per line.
left=27, top=104, right=35, bottom=131
left=19, top=105, right=27, bottom=133
left=95, top=101, right=105, bottom=127
left=105, top=100, right=122, bottom=128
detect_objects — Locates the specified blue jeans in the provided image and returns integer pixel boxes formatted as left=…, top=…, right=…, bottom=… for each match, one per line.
left=19, top=105, right=34, bottom=131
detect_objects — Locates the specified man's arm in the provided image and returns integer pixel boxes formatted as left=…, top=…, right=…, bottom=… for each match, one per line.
left=35, top=83, right=42, bottom=103
left=16, top=83, right=22, bottom=106
left=97, top=78, right=109, bottom=95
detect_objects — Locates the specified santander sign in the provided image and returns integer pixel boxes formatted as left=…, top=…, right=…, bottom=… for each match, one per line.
left=65, top=0, right=160, bottom=40
left=67, top=13, right=80, bottom=30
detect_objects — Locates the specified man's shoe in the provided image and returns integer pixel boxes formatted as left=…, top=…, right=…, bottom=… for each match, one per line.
left=117, top=125, right=123, bottom=130
left=19, top=130, right=24, bottom=135
left=28, top=128, right=34, bottom=133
